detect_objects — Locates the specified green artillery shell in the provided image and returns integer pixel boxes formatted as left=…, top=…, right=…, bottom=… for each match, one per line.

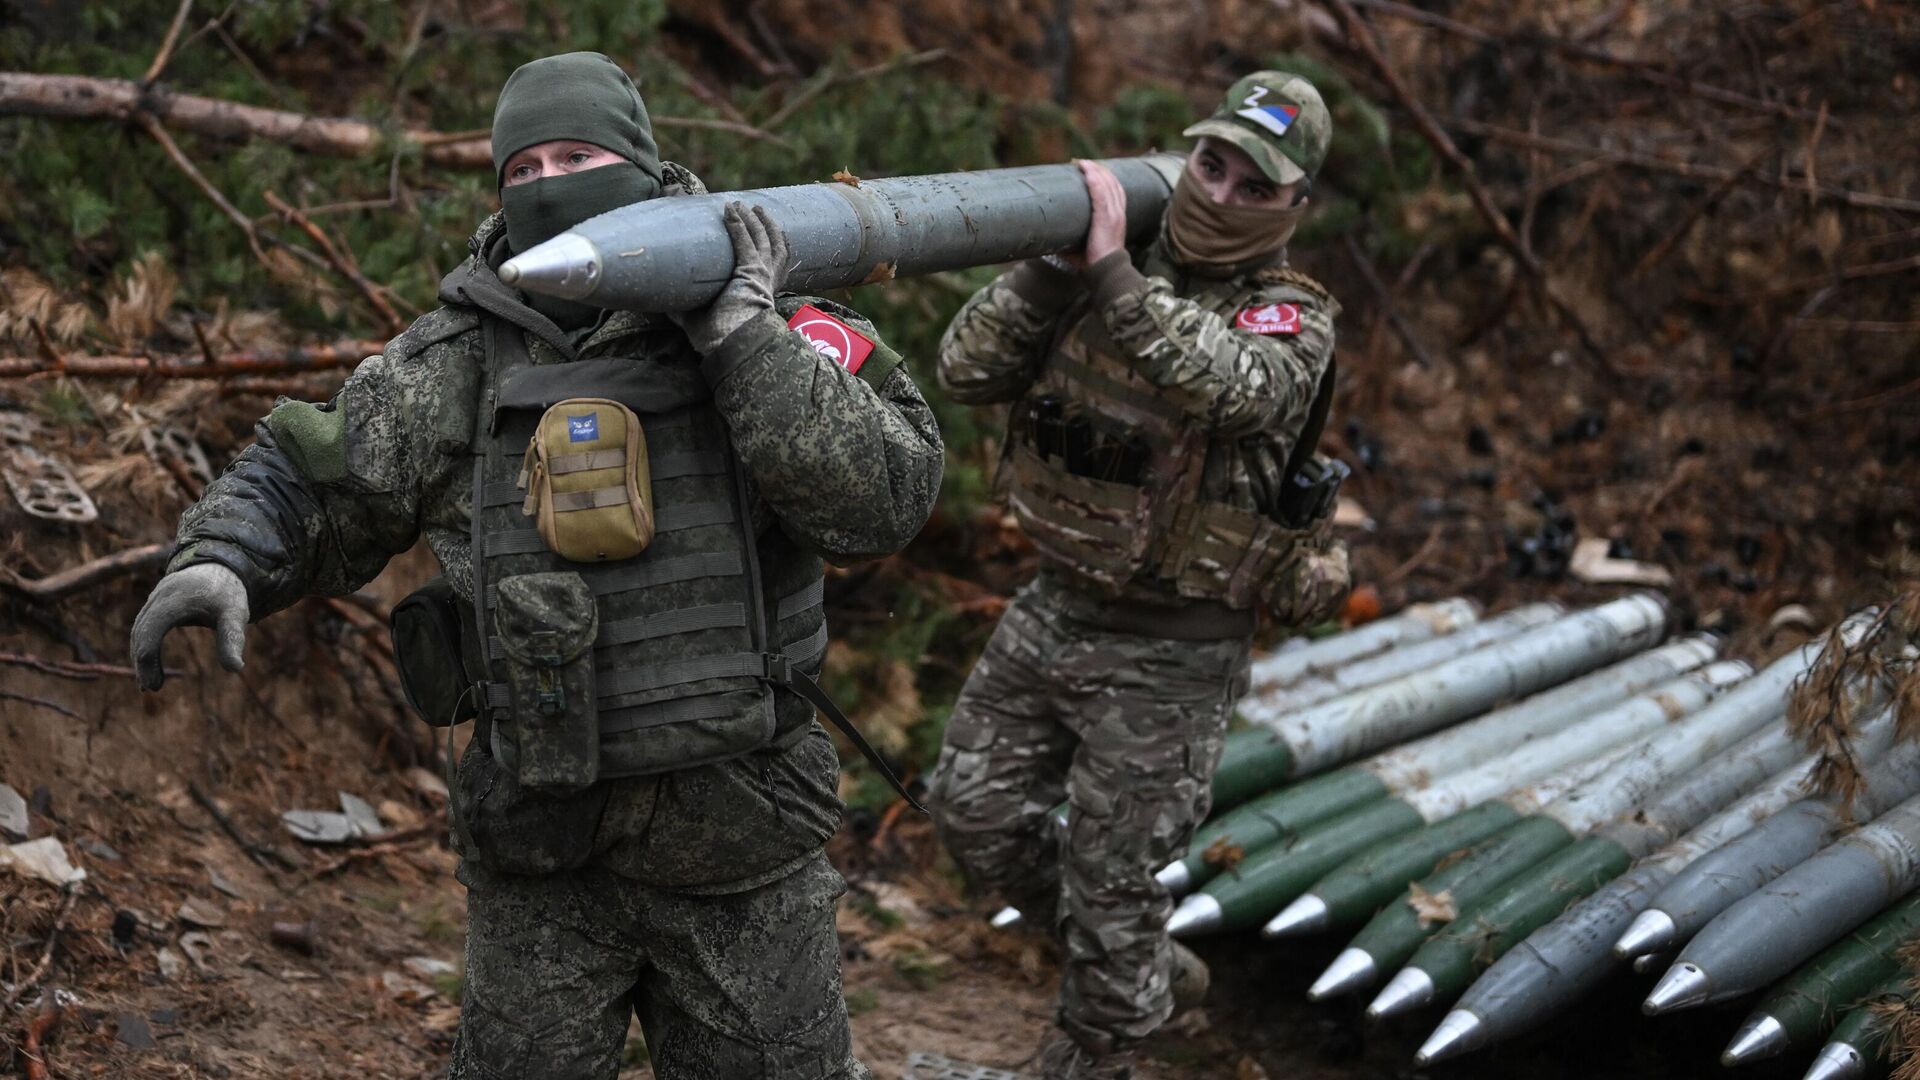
left=1170, top=766, right=1386, bottom=893
left=1174, top=798, right=1425, bottom=935
left=1811, top=972, right=1907, bottom=1080
left=1407, top=835, right=1634, bottom=1008
left=1305, top=801, right=1527, bottom=931
left=1210, top=728, right=1298, bottom=811
left=1346, top=815, right=1578, bottom=975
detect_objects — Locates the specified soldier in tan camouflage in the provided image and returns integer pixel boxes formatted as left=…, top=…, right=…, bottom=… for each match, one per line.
left=928, top=72, right=1351, bottom=1080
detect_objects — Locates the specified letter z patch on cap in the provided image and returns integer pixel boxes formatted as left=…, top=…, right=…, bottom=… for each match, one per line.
left=787, top=304, right=875, bottom=374
left=1235, top=302, right=1303, bottom=335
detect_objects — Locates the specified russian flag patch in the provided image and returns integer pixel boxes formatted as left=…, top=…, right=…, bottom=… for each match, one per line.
left=1236, top=103, right=1300, bottom=138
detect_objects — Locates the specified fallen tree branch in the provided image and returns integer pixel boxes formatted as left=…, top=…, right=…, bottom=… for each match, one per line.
left=263, top=191, right=410, bottom=334
left=1316, top=0, right=1610, bottom=368
left=0, top=73, right=788, bottom=166
left=763, top=49, right=949, bottom=129
left=0, top=339, right=382, bottom=378
left=188, top=780, right=302, bottom=873
left=134, top=110, right=331, bottom=283
left=652, top=114, right=792, bottom=146
left=141, top=0, right=197, bottom=86
left=0, top=887, right=80, bottom=1013
left=1344, top=0, right=1830, bottom=124
left=211, top=374, right=350, bottom=398
left=1342, top=231, right=1435, bottom=367
left=0, top=652, right=157, bottom=681
left=1686, top=253, right=1920, bottom=304
left=0, top=543, right=170, bottom=599
left=1447, top=118, right=1920, bottom=215
left=0, top=690, right=82, bottom=721
left=1630, top=148, right=1768, bottom=278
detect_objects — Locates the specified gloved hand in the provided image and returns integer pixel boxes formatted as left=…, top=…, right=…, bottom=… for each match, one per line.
left=671, top=201, right=791, bottom=355
left=130, top=562, right=250, bottom=691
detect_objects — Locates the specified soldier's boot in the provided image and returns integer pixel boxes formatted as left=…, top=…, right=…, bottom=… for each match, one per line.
left=1168, top=940, right=1211, bottom=1015
left=1035, top=1036, right=1133, bottom=1080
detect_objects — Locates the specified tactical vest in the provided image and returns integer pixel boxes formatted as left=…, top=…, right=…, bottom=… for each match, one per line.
left=466, top=319, right=831, bottom=788
left=1006, top=266, right=1336, bottom=613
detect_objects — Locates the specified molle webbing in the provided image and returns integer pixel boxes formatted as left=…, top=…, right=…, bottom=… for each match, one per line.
left=472, top=320, right=794, bottom=779
left=483, top=499, right=735, bottom=555
left=483, top=451, right=724, bottom=508
left=468, top=318, right=921, bottom=808
left=481, top=551, right=743, bottom=608
left=482, top=620, right=828, bottom=709
left=1004, top=280, right=1315, bottom=611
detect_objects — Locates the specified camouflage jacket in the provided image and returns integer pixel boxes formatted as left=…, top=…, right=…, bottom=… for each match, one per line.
left=937, top=234, right=1338, bottom=604
left=170, top=164, right=944, bottom=891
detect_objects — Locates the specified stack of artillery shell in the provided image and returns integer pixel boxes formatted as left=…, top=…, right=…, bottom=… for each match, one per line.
left=1400, top=621, right=1920, bottom=1077
left=1239, top=601, right=1555, bottom=720
left=1168, top=656, right=1743, bottom=939
left=1171, top=632, right=1718, bottom=898
left=994, top=600, right=1490, bottom=929
left=1413, top=743, right=1836, bottom=1064
left=1218, top=601, right=1575, bottom=799
left=1245, top=599, right=1481, bottom=696
left=981, top=599, right=1920, bottom=1079
left=1359, top=672, right=1810, bottom=1021
left=1643, top=792, right=1920, bottom=1015
left=1303, top=636, right=1828, bottom=1006
left=1616, top=709, right=1914, bottom=964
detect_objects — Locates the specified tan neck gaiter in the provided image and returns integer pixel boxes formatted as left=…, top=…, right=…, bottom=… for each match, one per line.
left=1165, top=176, right=1307, bottom=275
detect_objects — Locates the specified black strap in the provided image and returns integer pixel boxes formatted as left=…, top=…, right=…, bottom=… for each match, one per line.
left=1282, top=355, right=1338, bottom=485
left=765, top=654, right=927, bottom=814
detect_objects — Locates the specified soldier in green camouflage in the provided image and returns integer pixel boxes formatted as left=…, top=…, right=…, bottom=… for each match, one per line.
left=928, top=72, right=1350, bottom=1079
left=129, top=52, right=943, bottom=1080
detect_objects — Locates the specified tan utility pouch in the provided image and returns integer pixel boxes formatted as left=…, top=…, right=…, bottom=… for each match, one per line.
left=518, top=398, right=654, bottom=562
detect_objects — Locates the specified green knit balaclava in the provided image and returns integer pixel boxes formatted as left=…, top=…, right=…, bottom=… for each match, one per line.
left=493, top=52, right=665, bottom=259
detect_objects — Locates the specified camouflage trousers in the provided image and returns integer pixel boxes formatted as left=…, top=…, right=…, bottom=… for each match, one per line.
left=448, top=850, right=869, bottom=1080
left=928, top=579, right=1250, bottom=1057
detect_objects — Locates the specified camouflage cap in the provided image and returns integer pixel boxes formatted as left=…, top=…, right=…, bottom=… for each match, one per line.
left=1183, top=71, right=1332, bottom=186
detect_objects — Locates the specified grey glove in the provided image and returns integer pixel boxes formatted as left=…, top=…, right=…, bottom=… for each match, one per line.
left=671, top=202, right=791, bottom=354
left=130, top=562, right=250, bottom=691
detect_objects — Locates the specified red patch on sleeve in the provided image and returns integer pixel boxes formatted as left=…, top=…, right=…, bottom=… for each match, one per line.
left=787, top=305, right=875, bottom=374
left=1234, top=302, right=1303, bottom=335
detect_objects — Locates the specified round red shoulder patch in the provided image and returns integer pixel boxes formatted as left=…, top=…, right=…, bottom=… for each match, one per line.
left=1235, top=302, right=1303, bottom=335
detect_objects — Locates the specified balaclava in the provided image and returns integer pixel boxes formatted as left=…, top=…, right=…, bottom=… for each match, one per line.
left=492, top=52, right=665, bottom=277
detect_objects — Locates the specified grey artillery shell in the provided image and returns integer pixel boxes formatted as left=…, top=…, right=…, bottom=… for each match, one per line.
left=1624, top=710, right=1920, bottom=960
left=1653, top=790, right=1920, bottom=1009
left=1423, top=746, right=1833, bottom=1062
left=1248, top=599, right=1479, bottom=692
left=1248, top=602, right=1560, bottom=717
left=503, top=155, right=1187, bottom=310
left=1363, top=635, right=1719, bottom=792
left=1262, top=594, right=1670, bottom=778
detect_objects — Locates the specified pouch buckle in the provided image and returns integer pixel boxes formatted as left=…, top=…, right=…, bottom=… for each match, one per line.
left=763, top=652, right=792, bottom=686
left=529, top=630, right=567, bottom=717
